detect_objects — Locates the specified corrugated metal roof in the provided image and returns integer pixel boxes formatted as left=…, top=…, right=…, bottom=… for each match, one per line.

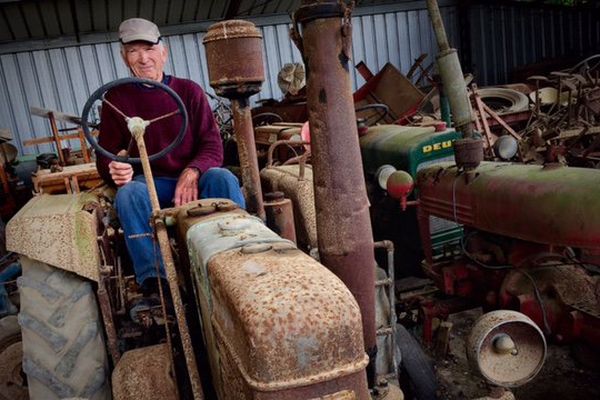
left=0, top=0, right=405, bottom=44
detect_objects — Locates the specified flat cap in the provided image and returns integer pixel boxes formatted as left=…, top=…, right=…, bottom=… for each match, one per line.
left=119, top=18, right=161, bottom=44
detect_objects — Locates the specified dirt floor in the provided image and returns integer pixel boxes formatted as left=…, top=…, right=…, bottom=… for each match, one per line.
left=434, top=309, right=600, bottom=400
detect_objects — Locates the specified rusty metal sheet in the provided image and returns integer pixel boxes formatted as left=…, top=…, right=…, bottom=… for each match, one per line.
left=260, top=165, right=317, bottom=251
left=181, top=203, right=369, bottom=398
left=208, top=243, right=369, bottom=396
left=112, top=344, right=177, bottom=400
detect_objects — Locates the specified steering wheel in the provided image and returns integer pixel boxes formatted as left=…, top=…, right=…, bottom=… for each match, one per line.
left=355, top=103, right=390, bottom=126
left=252, top=112, right=284, bottom=126
left=81, top=77, right=188, bottom=164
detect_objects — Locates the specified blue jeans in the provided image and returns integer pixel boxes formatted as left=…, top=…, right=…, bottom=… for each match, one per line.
left=114, top=168, right=245, bottom=285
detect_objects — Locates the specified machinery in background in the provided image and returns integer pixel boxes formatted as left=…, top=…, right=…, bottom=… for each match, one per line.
left=413, top=161, right=600, bottom=351
left=359, top=124, right=462, bottom=277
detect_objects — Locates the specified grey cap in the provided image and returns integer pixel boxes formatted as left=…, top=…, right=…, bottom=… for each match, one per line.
left=119, top=18, right=161, bottom=44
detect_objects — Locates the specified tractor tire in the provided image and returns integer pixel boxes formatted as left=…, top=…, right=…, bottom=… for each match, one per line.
left=17, top=257, right=111, bottom=400
left=0, top=217, right=6, bottom=256
left=0, top=315, right=28, bottom=400
left=396, top=324, right=438, bottom=400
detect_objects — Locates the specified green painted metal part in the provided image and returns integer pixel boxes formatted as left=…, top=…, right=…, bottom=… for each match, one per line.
left=359, top=125, right=461, bottom=178
left=440, top=94, right=451, bottom=127
left=418, top=162, right=600, bottom=249
left=359, top=124, right=463, bottom=257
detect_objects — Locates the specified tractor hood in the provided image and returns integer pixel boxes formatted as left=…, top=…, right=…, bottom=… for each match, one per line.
left=6, top=193, right=101, bottom=281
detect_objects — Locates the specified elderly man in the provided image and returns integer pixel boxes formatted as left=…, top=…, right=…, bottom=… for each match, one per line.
left=96, top=18, right=244, bottom=297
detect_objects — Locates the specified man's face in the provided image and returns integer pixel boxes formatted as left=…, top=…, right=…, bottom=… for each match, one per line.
left=122, top=41, right=168, bottom=81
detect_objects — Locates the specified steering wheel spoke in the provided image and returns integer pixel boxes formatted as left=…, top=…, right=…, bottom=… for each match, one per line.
left=101, top=95, right=130, bottom=121
left=148, top=109, right=181, bottom=125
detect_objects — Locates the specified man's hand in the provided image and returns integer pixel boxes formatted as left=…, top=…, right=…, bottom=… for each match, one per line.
left=174, top=167, right=200, bottom=206
left=108, top=160, right=133, bottom=186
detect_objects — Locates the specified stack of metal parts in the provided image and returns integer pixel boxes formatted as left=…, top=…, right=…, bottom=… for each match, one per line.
left=519, top=55, right=600, bottom=166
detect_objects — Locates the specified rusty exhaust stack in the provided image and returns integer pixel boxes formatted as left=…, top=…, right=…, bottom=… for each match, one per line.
left=293, top=0, right=377, bottom=386
left=203, top=21, right=266, bottom=220
left=426, top=0, right=483, bottom=169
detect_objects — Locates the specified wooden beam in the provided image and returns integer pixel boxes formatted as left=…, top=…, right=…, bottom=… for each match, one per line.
left=23, top=129, right=98, bottom=146
left=48, top=112, right=66, bottom=165
left=30, top=106, right=81, bottom=125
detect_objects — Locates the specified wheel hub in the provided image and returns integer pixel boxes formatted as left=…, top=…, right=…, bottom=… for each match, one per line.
left=0, top=340, right=28, bottom=400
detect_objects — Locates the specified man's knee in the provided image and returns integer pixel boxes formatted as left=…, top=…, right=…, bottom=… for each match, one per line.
left=200, top=167, right=239, bottom=186
left=199, top=167, right=245, bottom=207
left=115, top=180, right=148, bottom=209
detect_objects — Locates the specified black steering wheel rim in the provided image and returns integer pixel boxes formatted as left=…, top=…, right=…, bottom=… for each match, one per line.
left=81, top=77, right=189, bottom=164
left=355, top=103, right=390, bottom=126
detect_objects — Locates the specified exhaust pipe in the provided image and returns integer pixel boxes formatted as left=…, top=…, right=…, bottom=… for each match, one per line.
left=293, top=0, right=378, bottom=386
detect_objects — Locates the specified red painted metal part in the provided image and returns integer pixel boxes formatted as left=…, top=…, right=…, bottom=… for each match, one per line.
left=421, top=253, right=600, bottom=348
left=420, top=297, right=473, bottom=345
left=416, top=161, right=600, bottom=348
left=499, top=267, right=600, bottom=348
left=418, top=162, right=600, bottom=250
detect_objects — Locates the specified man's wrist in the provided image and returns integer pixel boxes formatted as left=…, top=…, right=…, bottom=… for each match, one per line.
left=186, top=166, right=201, bottom=178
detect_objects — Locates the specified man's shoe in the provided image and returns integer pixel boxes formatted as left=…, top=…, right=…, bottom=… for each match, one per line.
left=129, top=295, right=161, bottom=324
left=131, top=278, right=174, bottom=323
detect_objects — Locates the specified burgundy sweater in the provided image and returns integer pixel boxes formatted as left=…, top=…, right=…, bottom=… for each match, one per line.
left=96, top=76, right=222, bottom=185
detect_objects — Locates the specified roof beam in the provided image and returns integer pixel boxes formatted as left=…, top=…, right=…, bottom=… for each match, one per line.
left=224, top=0, right=243, bottom=19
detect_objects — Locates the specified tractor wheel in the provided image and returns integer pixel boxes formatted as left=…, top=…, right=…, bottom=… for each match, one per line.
left=396, top=323, right=438, bottom=400
left=0, top=217, right=6, bottom=256
left=17, top=257, right=111, bottom=400
left=0, top=315, right=28, bottom=400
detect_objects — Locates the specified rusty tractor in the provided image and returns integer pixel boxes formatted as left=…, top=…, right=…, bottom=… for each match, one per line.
left=2, top=2, right=408, bottom=400
left=363, top=0, right=600, bottom=392
left=262, top=0, right=599, bottom=395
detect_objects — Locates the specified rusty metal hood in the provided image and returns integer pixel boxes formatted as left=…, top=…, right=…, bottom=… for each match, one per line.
left=184, top=211, right=368, bottom=394
left=6, top=194, right=100, bottom=281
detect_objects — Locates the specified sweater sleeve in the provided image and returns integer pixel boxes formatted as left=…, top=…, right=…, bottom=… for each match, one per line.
left=185, top=84, right=223, bottom=173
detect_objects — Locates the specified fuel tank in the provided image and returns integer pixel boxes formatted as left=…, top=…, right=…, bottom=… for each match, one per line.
left=177, top=200, right=369, bottom=400
left=417, top=162, right=600, bottom=250
left=359, top=125, right=460, bottom=177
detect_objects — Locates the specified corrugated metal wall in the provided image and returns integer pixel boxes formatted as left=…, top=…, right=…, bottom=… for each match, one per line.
left=468, top=3, right=600, bottom=86
left=0, top=5, right=459, bottom=156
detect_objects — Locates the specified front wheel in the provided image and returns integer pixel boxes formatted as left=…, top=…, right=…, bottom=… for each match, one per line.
left=0, top=315, right=28, bottom=400
left=396, top=323, right=438, bottom=400
left=17, top=257, right=111, bottom=400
